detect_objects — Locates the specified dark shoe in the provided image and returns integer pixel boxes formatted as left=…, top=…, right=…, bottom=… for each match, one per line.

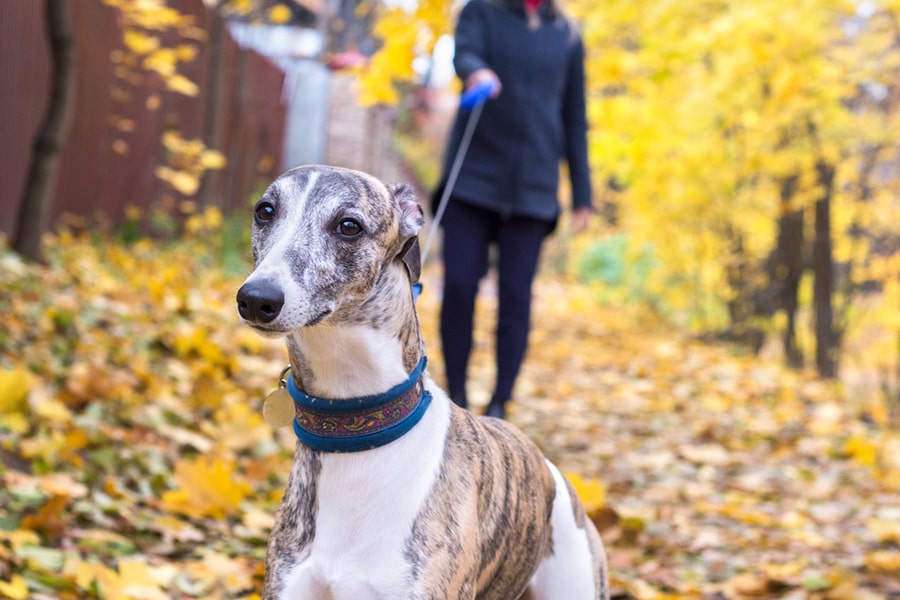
left=485, top=400, right=506, bottom=419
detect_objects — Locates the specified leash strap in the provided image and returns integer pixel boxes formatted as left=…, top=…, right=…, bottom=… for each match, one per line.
left=420, top=99, right=486, bottom=265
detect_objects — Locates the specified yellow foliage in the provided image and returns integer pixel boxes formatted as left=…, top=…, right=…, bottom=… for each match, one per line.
left=268, top=5, right=292, bottom=24
left=0, top=367, right=29, bottom=414
left=154, top=132, right=225, bottom=196
left=0, top=530, right=40, bottom=551
left=160, top=456, right=252, bottom=519
left=359, top=1, right=456, bottom=106
left=123, top=30, right=160, bottom=55
left=154, top=165, right=200, bottom=195
left=200, top=149, right=227, bottom=170
left=142, top=47, right=177, bottom=77
left=867, top=518, right=900, bottom=544
left=176, top=44, right=198, bottom=62
left=69, top=558, right=168, bottom=600
left=165, top=73, right=199, bottom=97
left=0, top=575, right=28, bottom=600
left=562, top=0, right=900, bottom=342
left=2, top=230, right=900, bottom=597
left=208, top=402, right=272, bottom=452
left=21, top=429, right=87, bottom=468
left=34, top=397, right=73, bottom=423
left=185, top=206, right=225, bottom=236
left=566, top=472, right=606, bottom=511
left=844, top=433, right=879, bottom=470
left=0, top=367, right=30, bottom=433
left=106, top=0, right=195, bottom=30
left=864, top=550, right=900, bottom=573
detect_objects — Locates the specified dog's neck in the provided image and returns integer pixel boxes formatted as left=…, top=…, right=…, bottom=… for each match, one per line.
left=285, top=262, right=424, bottom=399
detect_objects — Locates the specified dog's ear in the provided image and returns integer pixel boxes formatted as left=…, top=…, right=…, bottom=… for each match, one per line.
left=391, top=183, right=425, bottom=284
left=392, top=183, right=425, bottom=239
left=398, top=236, right=421, bottom=284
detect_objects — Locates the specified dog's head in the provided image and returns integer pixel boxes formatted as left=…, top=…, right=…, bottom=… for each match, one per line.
left=236, top=165, right=425, bottom=335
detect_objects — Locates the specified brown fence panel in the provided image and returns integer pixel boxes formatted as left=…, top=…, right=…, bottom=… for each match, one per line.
left=0, top=0, right=286, bottom=237
left=0, top=1, right=52, bottom=235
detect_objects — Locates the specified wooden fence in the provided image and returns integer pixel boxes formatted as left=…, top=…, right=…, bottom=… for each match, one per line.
left=0, top=0, right=286, bottom=237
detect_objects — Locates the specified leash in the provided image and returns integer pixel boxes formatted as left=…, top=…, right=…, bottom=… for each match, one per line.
left=413, top=80, right=495, bottom=303
left=419, top=80, right=495, bottom=266
left=420, top=101, right=484, bottom=265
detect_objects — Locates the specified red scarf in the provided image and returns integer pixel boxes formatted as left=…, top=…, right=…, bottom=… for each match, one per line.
left=524, top=0, right=543, bottom=10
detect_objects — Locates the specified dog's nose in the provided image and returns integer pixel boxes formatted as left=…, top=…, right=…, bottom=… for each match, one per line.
left=237, top=280, right=284, bottom=323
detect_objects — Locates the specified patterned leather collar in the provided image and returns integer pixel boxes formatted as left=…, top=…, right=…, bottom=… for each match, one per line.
left=286, top=357, right=432, bottom=453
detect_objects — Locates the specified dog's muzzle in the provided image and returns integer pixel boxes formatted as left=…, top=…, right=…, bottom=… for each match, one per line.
left=237, top=279, right=284, bottom=324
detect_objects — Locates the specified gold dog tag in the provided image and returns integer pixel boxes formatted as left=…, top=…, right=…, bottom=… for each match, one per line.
left=263, top=388, right=295, bottom=428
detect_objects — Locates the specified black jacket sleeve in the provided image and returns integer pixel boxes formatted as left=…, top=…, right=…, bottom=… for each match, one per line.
left=453, top=1, right=493, bottom=83
left=563, top=35, right=593, bottom=210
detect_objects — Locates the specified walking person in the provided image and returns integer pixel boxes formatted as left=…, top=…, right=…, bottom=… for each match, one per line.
left=437, top=0, right=593, bottom=419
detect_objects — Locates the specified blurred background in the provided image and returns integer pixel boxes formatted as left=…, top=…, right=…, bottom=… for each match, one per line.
left=2, top=2, right=900, bottom=597
left=4, top=0, right=900, bottom=393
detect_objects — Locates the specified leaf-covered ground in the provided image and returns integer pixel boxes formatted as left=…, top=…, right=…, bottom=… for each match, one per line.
left=1, top=230, right=899, bottom=599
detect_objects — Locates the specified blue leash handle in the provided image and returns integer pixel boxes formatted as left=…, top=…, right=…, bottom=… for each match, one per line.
left=459, top=79, right=497, bottom=110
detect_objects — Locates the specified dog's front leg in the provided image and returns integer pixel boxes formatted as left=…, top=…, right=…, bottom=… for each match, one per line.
left=263, top=446, right=321, bottom=599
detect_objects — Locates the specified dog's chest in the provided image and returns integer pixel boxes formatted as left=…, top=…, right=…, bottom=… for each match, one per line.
left=275, top=397, right=450, bottom=599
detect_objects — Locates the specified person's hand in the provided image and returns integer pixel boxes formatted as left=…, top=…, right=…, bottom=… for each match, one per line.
left=461, top=69, right=501, bottom=109
left=572, top=206, right=593, bottom=234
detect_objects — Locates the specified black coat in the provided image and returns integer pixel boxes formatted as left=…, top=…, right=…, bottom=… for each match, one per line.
left=438, top=0, right=592, bottom=223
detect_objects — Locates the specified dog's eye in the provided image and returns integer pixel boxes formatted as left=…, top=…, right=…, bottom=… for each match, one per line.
left=337, top=219, right=363, bottom=238
left=254, top=202, right=275, bottom=224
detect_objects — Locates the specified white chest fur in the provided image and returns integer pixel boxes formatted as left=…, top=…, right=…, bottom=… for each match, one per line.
left=277, top=384, right=451, bottom=600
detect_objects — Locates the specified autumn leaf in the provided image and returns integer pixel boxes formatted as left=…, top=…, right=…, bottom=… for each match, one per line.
left=566, top=472, right=606, bottom=512
left=165, top=73, right=199, bottom=96
left=844, top=433, right=879, bottom=469
left=0, top=529, right=40, bottom=553
left=155, top=165, right=200, bottom=195
left=20, top=428, right=88, bottom=468
left=123, top=30, right=160, bottom=55
left=268, top=5, right=291, bottom=24
left=865, top=550, right=900, bottom=573
left=200, top=149, right=227, bottom=170
left=154, top=132, right=223, bottom=196
left=69, top=558, right=168, bottom=600
left=161, top=456, right=253, bottom=519
left=21, top=494, right=71, bottom=537
left=143, top=48, right=178, bottom=77
left=867, top=517, right=900, bottom=543
left=149, top=515, right=206, bottom=543
left=0, top=575, right=28, bottom=600
left=359, top=1, right=452, bottom=106
left=0, top=367, right=30, bottom=433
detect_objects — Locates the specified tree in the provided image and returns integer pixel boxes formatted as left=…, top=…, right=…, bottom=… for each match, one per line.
left=14, top=0, right=76, bottom=262
left=570, top=0, right=900, bottom=379
left=364, top=0, right=900, bottom=380
left=356, top=0, right=455, bottom=106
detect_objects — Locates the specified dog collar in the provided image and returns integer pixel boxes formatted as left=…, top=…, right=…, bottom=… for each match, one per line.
left=286, top=357, right=432, bottom=453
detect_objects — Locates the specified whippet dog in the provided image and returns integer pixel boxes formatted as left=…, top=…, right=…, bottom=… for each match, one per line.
left=236, top=165, right=609, bottom=600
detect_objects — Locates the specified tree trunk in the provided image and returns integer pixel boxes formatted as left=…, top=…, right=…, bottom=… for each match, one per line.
left=775, top=176, right=804, bottom=369
left=813, top=160, right=837, bottom=378
left=13, top=0, right=76, bottom=261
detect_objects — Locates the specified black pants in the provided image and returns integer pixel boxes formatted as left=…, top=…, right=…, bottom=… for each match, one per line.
left=440, top=199, right=550, bottom=407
